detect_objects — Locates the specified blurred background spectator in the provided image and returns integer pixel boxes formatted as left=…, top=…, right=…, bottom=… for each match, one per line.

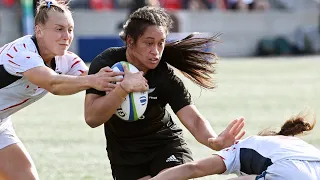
left=0, top=0, right=16, bottom=7
left=183, top=0, right=214, bottom=10
left=68, top=0, right=90, bottom=9
left=227, top=0, right=269, bottom=11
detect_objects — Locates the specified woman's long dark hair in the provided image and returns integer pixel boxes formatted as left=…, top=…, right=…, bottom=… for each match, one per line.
left=258, top=112, right=316, bottom=136
left=162, top=33, right=219, bottom=89
left=120, top=6, right=218, bottom=89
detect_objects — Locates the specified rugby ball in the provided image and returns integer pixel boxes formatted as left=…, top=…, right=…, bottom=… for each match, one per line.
left=111, top=61, right=148, bottom=121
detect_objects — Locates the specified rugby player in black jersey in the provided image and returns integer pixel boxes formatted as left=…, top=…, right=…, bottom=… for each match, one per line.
left=85, top=6, right=245, bottom=180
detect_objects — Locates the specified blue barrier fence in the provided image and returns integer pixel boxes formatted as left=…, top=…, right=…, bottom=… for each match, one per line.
left=78, top=36, right=124, bottom=62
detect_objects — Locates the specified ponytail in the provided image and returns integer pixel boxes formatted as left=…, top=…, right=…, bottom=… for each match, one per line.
left=162, top=33, right=219, bottom=89
left=258, top=112, right=316, bottom=136
left=278, top=114, right=315, bottom=136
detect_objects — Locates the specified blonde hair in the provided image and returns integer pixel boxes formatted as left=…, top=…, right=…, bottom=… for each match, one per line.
left=34, top=0, right=71, bottom=25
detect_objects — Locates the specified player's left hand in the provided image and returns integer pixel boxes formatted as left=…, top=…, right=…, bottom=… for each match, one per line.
left=208, top=118, right=245, bottom=151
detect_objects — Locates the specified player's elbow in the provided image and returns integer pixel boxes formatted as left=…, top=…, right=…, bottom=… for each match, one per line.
left=49, top=87, right=63, bottom=95
left=84, top=113, right=101, bottom=128
left=87, top=122, right=99, bottom=128
left=43, top=84, right=60, bottom=95
left=85, top=117, right=99, bottom=128
left=85, top=121, right=99, bottom=128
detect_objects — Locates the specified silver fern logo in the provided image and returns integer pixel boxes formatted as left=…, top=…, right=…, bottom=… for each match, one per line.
left=148, top=88, right=156, bottom=94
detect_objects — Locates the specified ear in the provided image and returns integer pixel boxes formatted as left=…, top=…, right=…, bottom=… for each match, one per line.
left=35, top=24, right=43, bottom=38
left=126, top=36, right=134, bottom=48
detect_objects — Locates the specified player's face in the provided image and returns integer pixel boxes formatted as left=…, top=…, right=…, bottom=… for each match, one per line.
left=39, top=11, right=74, bottom=56
left=131, top=25, right=166, bottom=71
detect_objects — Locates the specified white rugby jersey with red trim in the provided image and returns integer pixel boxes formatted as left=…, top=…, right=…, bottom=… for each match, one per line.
left=0, top=35, right=88, bottom=125
left=216, top=135, right=320, bottom=176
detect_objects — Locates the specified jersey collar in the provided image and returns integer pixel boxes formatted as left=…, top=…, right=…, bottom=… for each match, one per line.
left=31, top=35, right=56, bottom=70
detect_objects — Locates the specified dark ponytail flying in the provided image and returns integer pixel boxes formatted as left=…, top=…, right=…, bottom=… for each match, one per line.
left=162, top=33, right=219, bottom=89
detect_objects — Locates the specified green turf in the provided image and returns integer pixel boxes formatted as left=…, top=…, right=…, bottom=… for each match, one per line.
left=12, top=57, right=320, bottom=179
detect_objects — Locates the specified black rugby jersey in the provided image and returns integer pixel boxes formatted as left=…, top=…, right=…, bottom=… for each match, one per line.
left=86, top=47, right=192, bottom=165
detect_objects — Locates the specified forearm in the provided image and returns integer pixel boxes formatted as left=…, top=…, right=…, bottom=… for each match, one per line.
left=85, top=86, right=127, bottom=128
left=193, top=118, right=218, bottom=148
left=49, top=75, right=92, bottom=95
left=23, top=67, right=93, bottom=95
left=177, top=106, right=218, bottom=149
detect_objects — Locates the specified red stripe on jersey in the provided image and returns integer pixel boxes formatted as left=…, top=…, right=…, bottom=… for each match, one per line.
left=7, top=53, right=13, bottom=58
left=78, top=70, right=84, bottom=74
left=26, top=56, right=30, bottom=59
left=23, top=43, right=26, bottom=48
left=0, top=98, right=30, bottom=111
left=8, top=60, right=20, bottom=66
left=13, top=46, right=18, bottom=52
left=67, top=51, right=73, bottom=54
left=71, top=61, right=80, bottom=68
left=72, top=57, right=78, bottom=61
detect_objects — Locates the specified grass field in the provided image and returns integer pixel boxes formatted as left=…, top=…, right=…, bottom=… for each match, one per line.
left=12, top=56, right=320, bottom=180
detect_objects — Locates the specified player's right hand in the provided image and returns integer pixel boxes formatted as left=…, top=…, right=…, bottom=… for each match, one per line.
left=119, top=64, right=148, bottom=93
left=91, top=66, right=124, bottom=92
left=208, top=118, right=245, bottom=151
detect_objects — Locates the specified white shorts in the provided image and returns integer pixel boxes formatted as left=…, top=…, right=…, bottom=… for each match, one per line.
left=0, top=119, right=21, bottom=150
left=256, top=159, right=320, bottom=180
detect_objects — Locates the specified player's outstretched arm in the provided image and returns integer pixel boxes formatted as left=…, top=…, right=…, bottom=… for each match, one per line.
left=23, top=66, right=123, bottom=95
left=176, top=105, right=245, bottom=150
left=151, top=155, right=226, bottom=180
left=176, top=105, right=218, bottom=148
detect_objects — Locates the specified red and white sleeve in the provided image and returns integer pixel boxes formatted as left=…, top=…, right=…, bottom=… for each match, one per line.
left=3, top=48, right=45, bottom=77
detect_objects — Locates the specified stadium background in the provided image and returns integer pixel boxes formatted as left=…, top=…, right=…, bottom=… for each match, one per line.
left=0, top=0, right=319, bottom=179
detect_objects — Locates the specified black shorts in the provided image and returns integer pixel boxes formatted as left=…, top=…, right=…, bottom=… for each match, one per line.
left=111, top=144, right=193, bottom=180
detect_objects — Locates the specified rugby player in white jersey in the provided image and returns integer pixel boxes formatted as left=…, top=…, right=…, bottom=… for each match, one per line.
left=151, top=112, right=320, bottom=180
left=0, top=0, right=147, bottom=179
